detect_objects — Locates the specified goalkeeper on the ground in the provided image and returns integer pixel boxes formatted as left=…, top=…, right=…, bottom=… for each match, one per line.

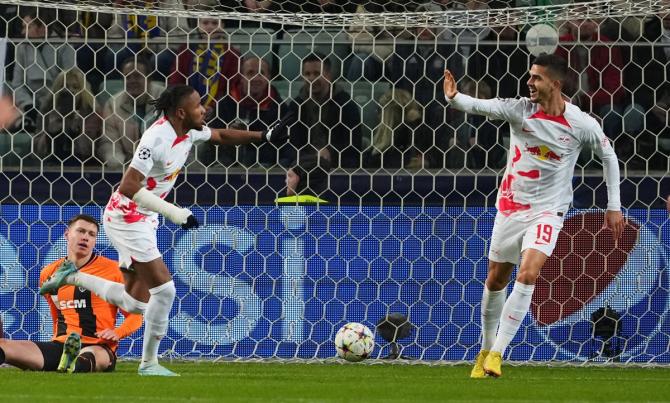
left=0, top=214, right=142, bottom=373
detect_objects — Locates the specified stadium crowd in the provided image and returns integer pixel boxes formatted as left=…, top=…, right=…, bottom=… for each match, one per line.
left=0, top=1, right=668, bottom=172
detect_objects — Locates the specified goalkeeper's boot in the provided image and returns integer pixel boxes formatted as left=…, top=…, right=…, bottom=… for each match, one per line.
left=483, top=351, right=503, bottom=378
left=138, top=362, right=180, bottom=377
left=470, top=350, right=490, bottom=379
left=57, top=332, right=81, bottom=373
left=40, top=260, right=77, bottom=295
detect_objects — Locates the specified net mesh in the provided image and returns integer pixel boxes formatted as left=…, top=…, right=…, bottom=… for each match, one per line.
left=0, top=1, right=669, bottom=364
left=0, top=0, right=666, bottom=28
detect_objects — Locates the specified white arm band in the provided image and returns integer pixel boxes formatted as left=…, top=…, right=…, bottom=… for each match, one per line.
left=132, top=188, right=191, bottom=225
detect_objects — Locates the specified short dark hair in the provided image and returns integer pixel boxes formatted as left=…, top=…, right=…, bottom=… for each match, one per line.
left=120, top=55, right=151, bottom=75
left=67, top=214, right=99, bottom=230
left=532, top=53, right=568, bottom=83
left=149, top=85, right=197, bottom=117
left=302, top=53, right=331, bottom=73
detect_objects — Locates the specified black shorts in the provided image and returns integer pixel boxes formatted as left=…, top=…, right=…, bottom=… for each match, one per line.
left=33, top=341, right=117, bottom=372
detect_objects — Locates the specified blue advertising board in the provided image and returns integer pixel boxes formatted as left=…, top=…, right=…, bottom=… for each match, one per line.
left=0, top=204, right=668, bottom=362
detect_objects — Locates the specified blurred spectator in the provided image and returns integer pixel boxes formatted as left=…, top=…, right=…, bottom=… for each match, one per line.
left=345, top=2, right=407, bottom=82
left=211, top=56, right=285, bottom=167
left=72, top=11, right=115, bottom=91
left=458, top=79, right=506, bottom=170
left=623, top=13, right=670, bottom=170
left=99, top=57, right=163, bottom=169
left=281, top=53, right=362, bottom=169
left=467, top=18, right=530, bottom=98
left=365, top=88, right=430, bottom=170
left=34, top=68, right=102, bottom=165
left=555, top=18, right=626, bottom=139
left=277, top=151, right=333, bottom=204
left=168, top=17, right=240, bottom=123
left=104, top=0, right=190, bottom=79
left=9, top=6, right=75, bottom=133
left=432, top=0, right=491, bottom=72
left=386, top=14, right=463, bottom=169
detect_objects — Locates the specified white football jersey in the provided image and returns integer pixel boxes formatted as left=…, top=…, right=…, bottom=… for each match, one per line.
left=105, top=116, right=212, bottom=223
left=449, top=94, right=621, bottom=221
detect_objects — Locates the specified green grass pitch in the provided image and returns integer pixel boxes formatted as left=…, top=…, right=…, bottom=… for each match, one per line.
left=1, top=361, right=669, bottom=402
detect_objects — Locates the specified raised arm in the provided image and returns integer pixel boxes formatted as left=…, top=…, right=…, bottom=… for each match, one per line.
left=444, top=70, right=526, bottom=123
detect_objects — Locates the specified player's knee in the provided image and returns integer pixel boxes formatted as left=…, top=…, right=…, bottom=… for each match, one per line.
left=149, top=280, right=176, bottom=302
left=516, top=271, right=538, bottom=285
left=485, top=277, right=508, bottom=291
left=122, top=292, right=148, bottom=314
left=485, top=269, right=510, bottom=290
left=74, top=352, right=96, bottom=373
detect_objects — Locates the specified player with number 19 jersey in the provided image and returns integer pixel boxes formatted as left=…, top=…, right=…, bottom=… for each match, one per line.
left=103, top=116, right=211, bottom=268
left=448, top=94, right=621, bottom=263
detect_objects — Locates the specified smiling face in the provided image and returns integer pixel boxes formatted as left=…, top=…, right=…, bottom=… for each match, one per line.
left=527, top=64, right=561, bottom=104
left=65, top=219, right=98, bottom=261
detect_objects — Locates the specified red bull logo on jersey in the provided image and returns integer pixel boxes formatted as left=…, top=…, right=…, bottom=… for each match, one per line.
left=525, top=144, right=562, bottom=161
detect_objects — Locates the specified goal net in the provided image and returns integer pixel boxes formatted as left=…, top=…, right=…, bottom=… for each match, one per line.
left=0, top=0, right=668, bottom=364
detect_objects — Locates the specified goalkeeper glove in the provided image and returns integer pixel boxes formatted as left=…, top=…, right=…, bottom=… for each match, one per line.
left=262, top=110, right=296, bottom=143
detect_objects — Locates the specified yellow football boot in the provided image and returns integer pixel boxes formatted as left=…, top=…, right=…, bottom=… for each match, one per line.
left=483, top=351, right=503, bottom=377
left=470, top=350, right=490, bottom=379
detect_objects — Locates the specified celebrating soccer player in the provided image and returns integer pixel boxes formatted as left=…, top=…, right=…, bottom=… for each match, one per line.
left=443, top=53, right=624, bottom=378
left=40, top=85, right=293, bottom=376
left=0, top=214, right=142, bottom=373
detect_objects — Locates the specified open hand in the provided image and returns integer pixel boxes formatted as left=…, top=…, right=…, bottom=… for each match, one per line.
left=443, top=70, right=458, bottom=99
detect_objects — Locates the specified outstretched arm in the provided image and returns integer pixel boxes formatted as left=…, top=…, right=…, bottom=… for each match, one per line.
left=209, top=110, right=296, bottom=146
left=209, top=128, right=264, bottom=145
left=443, top=70, right=525, bottom=122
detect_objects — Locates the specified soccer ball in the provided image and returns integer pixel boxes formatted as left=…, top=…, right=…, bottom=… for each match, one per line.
left=334, top=322, right=374, bottom=362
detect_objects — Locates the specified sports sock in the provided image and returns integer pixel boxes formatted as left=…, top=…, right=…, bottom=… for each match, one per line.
left=70, top=272, right=146, bottom=314
left=480, top=286, right=507, bottom=351
left=491, top=281, right=535, bottom=354
left=74, top=352, right=96, bottom=373
left=140, top=281, right=176, bottom=367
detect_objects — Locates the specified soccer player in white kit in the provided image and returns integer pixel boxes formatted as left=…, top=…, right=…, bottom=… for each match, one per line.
left=41, top=85, right=293, bottom=376
left=443, top=53, right=625, bottom=378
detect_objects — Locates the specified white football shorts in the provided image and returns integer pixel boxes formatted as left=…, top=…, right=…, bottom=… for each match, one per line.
left=103, top=214, right=161, bottom=269
left=488, top=212, right=564, bottom=265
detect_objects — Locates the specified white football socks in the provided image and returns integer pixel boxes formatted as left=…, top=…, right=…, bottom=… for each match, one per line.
left=141, top=281, right=176, bottom=367
left=480, top=286, right=507, bottom=351
left=69, top=272, right=146, bottom=314
left=491, top=281, right=535, bottom=354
